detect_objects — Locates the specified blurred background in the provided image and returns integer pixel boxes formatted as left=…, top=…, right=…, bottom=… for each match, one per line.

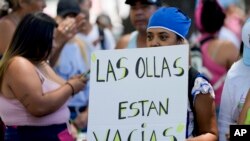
left=43, top=0, right=250, bottom=40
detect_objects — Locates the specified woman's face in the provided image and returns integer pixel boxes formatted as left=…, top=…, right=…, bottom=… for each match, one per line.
left=146, top=28, right=180, bottom=47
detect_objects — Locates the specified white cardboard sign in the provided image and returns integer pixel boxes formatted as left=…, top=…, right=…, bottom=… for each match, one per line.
left=87, top=45, right=189, bottom=141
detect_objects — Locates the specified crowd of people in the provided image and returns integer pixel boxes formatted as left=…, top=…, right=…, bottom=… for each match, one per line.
left=0, top=0, right=249, bottom=140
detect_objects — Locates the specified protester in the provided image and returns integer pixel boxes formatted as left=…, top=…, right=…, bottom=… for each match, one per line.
left=96, top=14, right=113, bottom=31
left=194, top=0, right=239, bottom=114
left=78, top=8, right=116, bottom=50
left=54, top=0, right=90, bottom=138
left=0, top=0, right=84, bottom=67
left=0, top=0, right=47, bottom=138
left=219, top=3, right=246, bottom=49
left=146, top=7, right=218, bottom=140
left=0, top=0, right=46, bottom=57
left=116, top=0, right=161, bottom=49
left=78, top=0, right=92, bottom=11
left=218, top=18, right=250, bottom=141
left=0, top=12, right=87, bottom=141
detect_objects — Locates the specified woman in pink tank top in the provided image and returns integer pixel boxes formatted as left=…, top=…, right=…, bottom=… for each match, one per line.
left=0, top=13, right=87, bottom=141
left=195, top=0, right=239, bottom=114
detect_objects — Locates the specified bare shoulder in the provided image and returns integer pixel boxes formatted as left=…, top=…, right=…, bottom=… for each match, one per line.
left=220, top=40, right=239, bottom=57
left=115, top=34, right=131, bottom=49
left=0, top=17, right=15, bottom=31
left=7, top=56, right=36, bottom=76
left=218, top=40, right=239, bottom=68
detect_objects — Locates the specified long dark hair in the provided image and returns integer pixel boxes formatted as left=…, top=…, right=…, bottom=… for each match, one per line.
left=200, top=0, right=225, bottom=33
left=0, top=12, right=57, bottom=85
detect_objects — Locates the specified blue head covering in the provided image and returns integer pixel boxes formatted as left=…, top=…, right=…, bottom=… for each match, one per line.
left=147, top=7, right=191, bottom=39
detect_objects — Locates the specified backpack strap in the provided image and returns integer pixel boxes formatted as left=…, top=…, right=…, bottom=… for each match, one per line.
left=200, top=36, right=215, bottom=46
left=98, top=26, right=105, bottom=50
left=188, top=67, right=200, bottom=137
left=190, top=35, right=215, bottom=72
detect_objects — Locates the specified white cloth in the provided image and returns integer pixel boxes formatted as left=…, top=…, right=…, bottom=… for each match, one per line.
left=218, top=59, right=250, bottom=141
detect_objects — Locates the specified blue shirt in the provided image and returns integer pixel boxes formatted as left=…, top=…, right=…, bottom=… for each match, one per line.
left=54, top=35, right=90, bottom=107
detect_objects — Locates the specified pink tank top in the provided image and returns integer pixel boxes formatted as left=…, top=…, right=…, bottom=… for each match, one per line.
left=201, top=42, right=227, bottom=106
left=0, top=68, right=70, bottom=126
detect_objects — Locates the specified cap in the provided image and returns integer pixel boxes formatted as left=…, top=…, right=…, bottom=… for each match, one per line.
left=242, top=18, right=250, bottom=66
left=147, top=7, right=191, bottom=39
left=125, top=0, right=162, bottom=6
left=57, top=0, right=80, bottom=17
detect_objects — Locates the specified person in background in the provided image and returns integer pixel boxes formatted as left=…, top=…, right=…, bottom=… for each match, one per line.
left=0, top=0, right=84, bottom=67
left=218, top=18, right=250, bottom=141
left=0, top=0, right=46, bottom=58
left=194, top=0, right=239, bottom=114
left=146, top=7, right=218, bottom=140
left=96, top=14, right=113, bottom=31
left=0, top=12, right=87, bottom=141
left=96, top=13, right=120, bottom=42
left=54, top=0, right=90, bottom=138
left=218, top=0, right=246, bottom=49
left=78, top=0, right=92, bottom=11
left=116, top=0, right=161, bottom=49
left=78, top=8, right=116, bottom=50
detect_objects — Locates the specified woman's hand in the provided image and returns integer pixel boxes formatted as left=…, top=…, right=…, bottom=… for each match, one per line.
left=67, top=74, right=88, bottom=95
left=54, top=17, right=78, bottom=48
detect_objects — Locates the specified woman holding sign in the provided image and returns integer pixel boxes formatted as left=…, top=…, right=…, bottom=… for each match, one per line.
left=146, top=7, right=218, bottom=141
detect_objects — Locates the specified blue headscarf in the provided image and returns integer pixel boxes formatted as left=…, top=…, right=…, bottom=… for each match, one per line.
left=147, top=7, right=191, bottom=39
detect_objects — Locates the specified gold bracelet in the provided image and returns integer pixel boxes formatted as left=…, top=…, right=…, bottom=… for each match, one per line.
left=65, top=82, right=75, bottom=96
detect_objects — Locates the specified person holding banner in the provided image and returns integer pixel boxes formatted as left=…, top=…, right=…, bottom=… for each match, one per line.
left=146, top=7, right=218, bottom=140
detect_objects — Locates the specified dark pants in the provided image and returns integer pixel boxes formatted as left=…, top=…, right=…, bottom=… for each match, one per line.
left=0, top=118, right=4, bottom=141
left=5, top=124, right=70, bottom=141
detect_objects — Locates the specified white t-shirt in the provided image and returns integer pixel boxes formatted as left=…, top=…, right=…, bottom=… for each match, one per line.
left=218, top=59, right=250, bottom=141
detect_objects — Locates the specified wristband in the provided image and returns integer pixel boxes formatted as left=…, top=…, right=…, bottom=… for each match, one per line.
left=65, top=82, right=75, bottom=96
